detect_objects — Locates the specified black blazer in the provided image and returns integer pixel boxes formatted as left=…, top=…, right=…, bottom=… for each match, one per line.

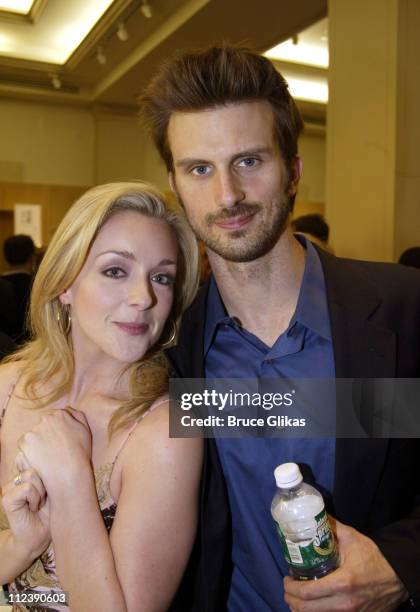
left=168, top=249, right=420, bottom=611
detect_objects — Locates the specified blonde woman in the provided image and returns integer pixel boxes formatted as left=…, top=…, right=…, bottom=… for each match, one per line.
left=0, top=182, right=202, bottom=611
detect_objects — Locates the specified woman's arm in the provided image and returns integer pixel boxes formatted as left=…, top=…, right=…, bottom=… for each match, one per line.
left=0, top=362, right=51, bottom=584
left=18, top=402, right=203, bottom=612
left=109, top=402, right=203, bottom=611
left=0, top=467, right=50, bottom=583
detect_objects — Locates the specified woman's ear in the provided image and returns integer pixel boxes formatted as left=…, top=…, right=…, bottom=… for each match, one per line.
left=59, top=289, right=72, bottom=305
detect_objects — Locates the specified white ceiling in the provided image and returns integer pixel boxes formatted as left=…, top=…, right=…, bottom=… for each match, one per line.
left=0, top=0, right=328, bottom=118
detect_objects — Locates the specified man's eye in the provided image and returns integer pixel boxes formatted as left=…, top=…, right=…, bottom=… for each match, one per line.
left=152, top=273, right=175, bottom=286
left=191, top=165, right=210, bottom=176
left=238, top=157, right=259, bottom=168
left=103, top=267, right=126, bottom=278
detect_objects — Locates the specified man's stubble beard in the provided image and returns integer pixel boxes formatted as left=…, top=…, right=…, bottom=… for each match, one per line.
left=175, top=191, right=292, bottom=263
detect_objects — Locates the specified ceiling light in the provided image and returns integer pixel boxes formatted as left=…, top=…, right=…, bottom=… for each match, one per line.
left=51, top=74, right=62, bottom=90
left=117, top=22, right=129, bottom=41
left=140, top=0, right=152, bottom=19
left=265, top=40, right=329, bottom=69
left=0, top=0, right=34, bottom=14
left=96, top=46, right=107, bottom=65
left=285, top=75, right=328, bottom=104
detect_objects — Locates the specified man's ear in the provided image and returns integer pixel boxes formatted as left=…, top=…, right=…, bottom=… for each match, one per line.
left=168, top=171, right=176, bottom=194
left=287, top=156, right=303, bottom=196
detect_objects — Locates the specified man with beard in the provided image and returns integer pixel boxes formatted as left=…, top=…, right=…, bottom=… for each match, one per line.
left=141, top=46, right=420, bottom=611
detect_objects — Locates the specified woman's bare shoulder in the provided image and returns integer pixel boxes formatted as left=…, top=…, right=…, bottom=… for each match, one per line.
left=124, top=395, right=202, bottom=470
left=0, top=361, right=25, bottom=403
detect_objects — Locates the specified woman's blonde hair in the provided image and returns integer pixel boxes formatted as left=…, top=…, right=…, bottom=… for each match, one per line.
left=9, top=181, right=199, bottom=436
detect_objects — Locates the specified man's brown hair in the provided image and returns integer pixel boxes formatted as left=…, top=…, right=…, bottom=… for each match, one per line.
left=140, top=45, right=304, bottom=173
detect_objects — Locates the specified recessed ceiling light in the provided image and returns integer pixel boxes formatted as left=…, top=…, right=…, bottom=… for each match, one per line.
left=0, top=0, right=115, bottom=64
left=284, top=74, right=328, bottom=104
left=0, top=0, right=34, bottom=14
left=265, top=40, right=329, bottom=69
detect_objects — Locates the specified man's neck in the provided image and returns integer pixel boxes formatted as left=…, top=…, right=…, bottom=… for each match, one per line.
left=207, top=229, right=305, bottom=347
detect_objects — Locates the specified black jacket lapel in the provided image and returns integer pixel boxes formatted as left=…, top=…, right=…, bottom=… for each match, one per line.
left=318, top=249, right=395, bottom=529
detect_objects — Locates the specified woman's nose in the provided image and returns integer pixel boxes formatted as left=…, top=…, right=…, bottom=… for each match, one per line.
left=127, top=279, right=155, bottom=310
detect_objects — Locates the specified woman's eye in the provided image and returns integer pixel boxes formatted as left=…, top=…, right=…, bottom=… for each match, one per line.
left=152, top=273, right=175, bottom=286
left=103, top=266, right=126, bottom=278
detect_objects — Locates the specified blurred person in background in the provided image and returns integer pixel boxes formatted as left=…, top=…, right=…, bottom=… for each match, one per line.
left=0, top=182, right=201, bottom=611
left=0, top=279, right=17, bottom=343
left=2, top=235, right=35, bottom=342
left=291, top=213, right=334, bottom=253
left=399, top=247, right=420, bottom=269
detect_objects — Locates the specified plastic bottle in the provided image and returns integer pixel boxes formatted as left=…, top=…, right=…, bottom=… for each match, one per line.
left=271, top=462, right=339, bottom=580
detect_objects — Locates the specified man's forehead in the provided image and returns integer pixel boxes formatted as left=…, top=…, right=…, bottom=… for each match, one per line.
left=167, top=100, right=276, bottom=159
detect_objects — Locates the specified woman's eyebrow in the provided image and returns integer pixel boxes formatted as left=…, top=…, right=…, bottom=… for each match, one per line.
left=95, top=251, right=177, bottom=266
left=95, top=250, right=135, bottom=260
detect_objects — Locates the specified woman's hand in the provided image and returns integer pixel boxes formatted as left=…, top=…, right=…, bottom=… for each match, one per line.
left=1, top=459, right=50, bottom=562
left=17, top=408, right=92, bottom=494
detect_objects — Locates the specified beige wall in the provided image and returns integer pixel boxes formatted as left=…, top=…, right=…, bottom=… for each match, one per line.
left=293, top=129, right=326, bottom=223
left=94, top=111, right=167, bottom=189
left=326, top=0, right=400, bottom=262
left=393, top=0, right=420, bottom=260
left=0, top=99, right=95, bottom=186
left=0, top=99, right=170, bottom=190
left=298, top=131, right=326, bottom=205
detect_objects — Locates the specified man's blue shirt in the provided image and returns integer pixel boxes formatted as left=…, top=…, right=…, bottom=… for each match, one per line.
left=204, top=237, right=336, bottom=611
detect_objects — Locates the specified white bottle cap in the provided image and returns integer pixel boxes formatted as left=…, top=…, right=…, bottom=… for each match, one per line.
left=274, top=462, right=303, bottom=489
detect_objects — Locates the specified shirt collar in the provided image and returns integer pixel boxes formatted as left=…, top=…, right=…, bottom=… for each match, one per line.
left=204, top=234, right=331, bottom=355
left=291, top=234, right=332, bottom=341
left=204, top=275, right=228, bottom=355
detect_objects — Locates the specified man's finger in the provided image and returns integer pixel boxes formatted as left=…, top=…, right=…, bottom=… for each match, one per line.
left=284, top=566, right=348, bottom=599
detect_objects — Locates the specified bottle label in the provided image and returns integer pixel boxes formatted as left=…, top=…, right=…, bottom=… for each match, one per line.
left=274, top=509, right=337, bottom=570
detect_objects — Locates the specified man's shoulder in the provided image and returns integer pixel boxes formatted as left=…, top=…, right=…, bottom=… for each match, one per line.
left=319, top=249, right=420, bottom=300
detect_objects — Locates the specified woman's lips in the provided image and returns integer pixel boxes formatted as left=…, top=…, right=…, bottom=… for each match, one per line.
left=114, top=322, right=149, bottom=336
left=215, top=214, right=254, bottom=230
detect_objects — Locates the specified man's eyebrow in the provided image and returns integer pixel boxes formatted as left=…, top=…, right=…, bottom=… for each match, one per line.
left=175, top=147, right=273, bottom=169
left=95, top=251, right=176, bottom=266
left=231, top=147, right=273, bottom=159
left=175, top=157, right=209, bottom=169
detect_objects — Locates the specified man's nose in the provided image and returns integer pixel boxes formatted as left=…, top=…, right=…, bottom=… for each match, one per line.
left=215, top=169, right=245, bottom=209
left=127, top=279, right=155, bottom=310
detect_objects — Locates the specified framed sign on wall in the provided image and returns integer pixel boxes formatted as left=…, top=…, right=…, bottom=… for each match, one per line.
left=14, top=204, right=42, bottom=247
